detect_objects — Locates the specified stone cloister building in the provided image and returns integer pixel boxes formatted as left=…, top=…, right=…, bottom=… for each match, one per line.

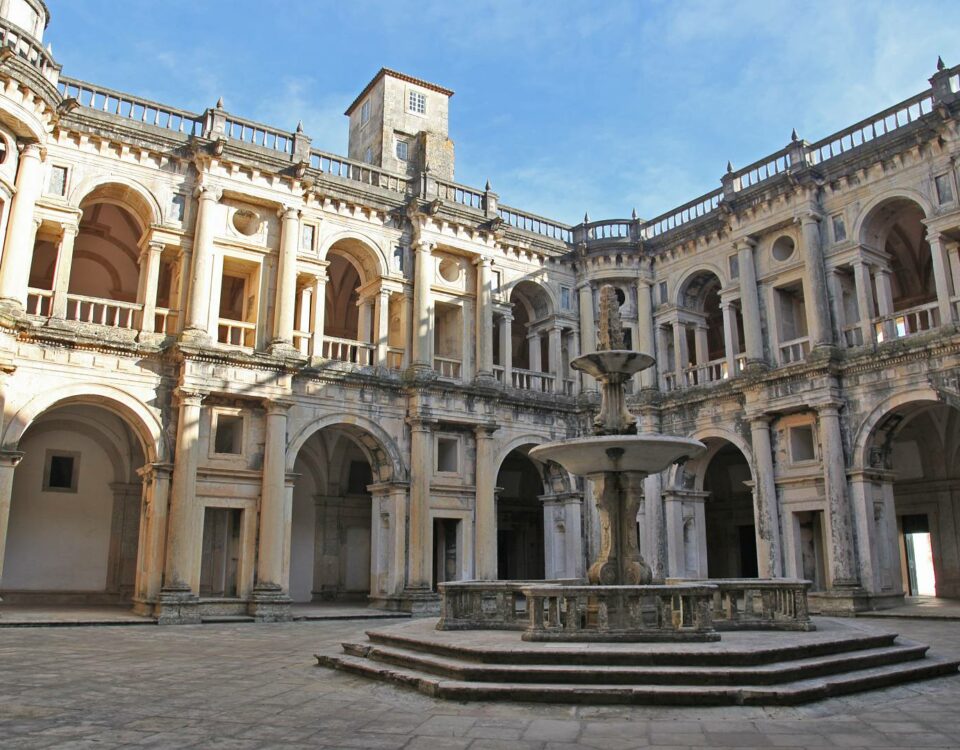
left=0, top=0, right=958, bottom=621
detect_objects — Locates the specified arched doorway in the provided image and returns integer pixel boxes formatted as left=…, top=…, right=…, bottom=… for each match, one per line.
left=496, top=448, right=545, bottom=580
left=865, top=400, right=960, bottom=598
left=1, top=402, right=147, bottom=604
left=700, top=440, right=757, bottom=578
left=674, top=270, right=740, bottom=385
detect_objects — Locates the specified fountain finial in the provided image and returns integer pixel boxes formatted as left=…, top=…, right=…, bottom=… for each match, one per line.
left=597, top=284, right=625, bottom=351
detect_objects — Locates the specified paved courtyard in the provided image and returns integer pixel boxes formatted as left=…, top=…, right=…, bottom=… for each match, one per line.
left=1, top=615, right=959, bottom=749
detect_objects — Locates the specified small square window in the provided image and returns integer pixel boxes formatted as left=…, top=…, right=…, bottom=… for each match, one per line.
left=214, top=413, right=244, bottom=455
left=437, top=437, right=458, bottom=473
left=408, top=91, right=426, bottom=115
left=728, top=254, right=739, bottom=279
left=396, top=140, right=408, bottom=161
left=935, top=173, right=954, bottom=205
left=300, top=224, right=315, bottom=252
left=48, top=165, right=67, bottom=196
left=43, top=450, right=79, bottom=492
left=832, top=214, right=847, bottom=242
left=790, top=425, right=816, bottom=463
left=360, top=99, right=371, bottom=126
left=560, top=286, right=571, bottom=310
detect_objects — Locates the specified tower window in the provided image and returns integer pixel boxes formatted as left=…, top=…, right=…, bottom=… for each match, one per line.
left=360, top=99, right=371, bottom=126
left=561, top=286, right=571, bottom=310
left=396, top=140, right=409, bottom=161
left=408, top=91, right=426, bottom=115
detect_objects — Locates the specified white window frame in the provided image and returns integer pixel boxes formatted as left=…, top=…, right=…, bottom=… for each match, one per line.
left=396, top=139, right=408, bottom=161
left=360, top=99, right=371, bottom=126
left=210, top=408, right=246, bottom=458
left=408, top=90, right=426, bottom=115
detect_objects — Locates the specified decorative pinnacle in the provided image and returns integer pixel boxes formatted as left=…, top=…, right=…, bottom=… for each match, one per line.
left=484, top=179, right=491, bottom=191
left=584, top=211, right=590, bottom=224
left=631, top=208, right=638, bottom=220
left=937, top=55, right=946, bottom=71
left=296, top=120, right=303, bottom=134
left=596, top=284, right=625, bottom=351
left=791, top=128, right=799, bottom=142
left=216, top=96, right=224, bottom=109
left=726, top=160, right=734, bottom=174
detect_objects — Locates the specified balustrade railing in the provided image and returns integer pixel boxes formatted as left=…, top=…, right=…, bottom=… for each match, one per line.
left=323, top=336, right=374, bottom=366
left=641, top=188, right=724, bottom=239
left=662, top=371, right=678, bottom=391
left=842, top=324, right=865, bottom=347
left=59, top=77, right=204, bottom=135
left=511, top=367, right=554, bottom=393
left=386, top=347, right=404, bottom=370
left=431, top=179, right=485, bottom=210
left=433, top=356, right=462, bottom=379
left=153, top=307, right=175, bottom=335
left=734, top=353, right=748, bottom=375
left=437, top=581, right=532, bottom=631
left=874, top=300, right=940, bottom=343
left=492, top=364, right=505, bottom=383
left=562, top=377, right=576, bottom=395
left=309, top=150, right=409, bottom=194
left=1, top=17, right=60, bottom=84
left=729, top=147, right=792, bottom=191
left=25, top=288, right=52, bottom=316
left=292, top=329, right=312, bottom=357
left=217, top=318, right=256, bottom=348
left=583, top=219, right=633, bottom=241
left=497, top=205, right=572, bottom=242
left=682, top=358, right=727, bottom=387
left=666, top=578, right=813, bottom=631
left=223, top=116, right=292, bottom=154
left=778, top=336, right=810, bottom=364
left=67, top=294, right=141, bottom=330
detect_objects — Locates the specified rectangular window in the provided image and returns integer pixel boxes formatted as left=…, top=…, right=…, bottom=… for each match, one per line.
left=832, top=214, right=847, bottom=242
left=300, top=224, right=315, bottom=252
left=43, top=450, right=79, bottom=492
left=392, top=245, right=404, bottom=272
left=436, top=437, right=459, bottom=473
left=935, top=173, right=954, bottom=205
left=658, top=281, right=668, bottom=305
left=48, top=165, right=67, bottom=196
left=728, top=254, right=739, bottom=279
left=213, top=413, right=244, bottom=455
left=360, top=99, right=371, bottom=125
left=789, top=425, right=816, bottom=463
left=408, top=91, right=426, bottom=114
left=560, top=286, right=571, bottom=310
left=396, top=139, right=408, bottom=161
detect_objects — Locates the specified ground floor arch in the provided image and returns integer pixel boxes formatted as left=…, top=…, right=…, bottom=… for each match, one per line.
left=496, top=447, right=546, bottom=580
left=0, top=400, right=149, bottom=604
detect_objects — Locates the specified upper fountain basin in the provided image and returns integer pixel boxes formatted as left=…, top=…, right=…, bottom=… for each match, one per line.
left=571, top=351, right=655, bottom=379
left=529, top=434, right=706, bottom=477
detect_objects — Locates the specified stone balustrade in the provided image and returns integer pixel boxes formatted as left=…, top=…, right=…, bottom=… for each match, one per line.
left=437, top=581, right=534, bottom=631
left=668, top=578, right=814, bottom=632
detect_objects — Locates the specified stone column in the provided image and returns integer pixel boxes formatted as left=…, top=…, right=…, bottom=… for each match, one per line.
left=736, top=239, right=764, bottom=363
left=0, top=450, right=24, bottom=599
left=158, top=388, right=206, bottom=624
left=406, top=417, right=434, bottom=590
left=852, top=259, right=875, bottom=345
left=375, top=287, right=391, bottom=367
left=132, top=462, right=172, bottom=615
left=848, top=472, right=878, bottom=593
left=873, top=267, right=895, bottom=341
left=827, top=269, right=847, bottom=345
left=548, top=324, right=563, bottom=387
left=0, top=143, right=44, bottom=309
left=672, top=320, right=688, bottom=384
left=693, top=323, right=708, bottom=366
left=410, top=240, right=433, bottom=373
left=541, top=492, right=584, bottom=579
left=927, top=231, right=954, bottom=325
left=527, top=330, right=541, bottom=371
left=578, top=282, right=595, bottom=390
left=636, top=277, right=656, bottom=389
left=50, top=224, right=79, bottom=319
left=473, top=424, right=498, bottom=580
left=474, top=257, right=494, bottom=381
left=357, top=297, right=373, bottom=343
left=183, top=186, right=221, bottom=339
left=310, top=269, right=328, bottom=359
left=498, top=312, right=513, bottom=386
left=721, top=301, right=739, bottom=376
left=797, top=212, right=832, bottom=347
left=817, top=401, right=860, bottom=587
left=749, top=416, right=783, bottom=578
left=567, top=328, right=580, bottom=394
left=136, top=241, right=165, bottom=334
left=251, top=398, right=293, bottom=621
left=270, top=206, right=300, bottom=352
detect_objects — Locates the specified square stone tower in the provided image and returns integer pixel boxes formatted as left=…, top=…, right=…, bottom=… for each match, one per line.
left=345, top=68, right=455, bottom=180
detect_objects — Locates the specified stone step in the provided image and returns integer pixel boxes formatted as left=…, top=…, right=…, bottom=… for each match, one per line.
left=364, top=627, right=899, bottom=667
left=317, top=651, right=960, bottom=706
left=343, top=640, right=931, bottom=686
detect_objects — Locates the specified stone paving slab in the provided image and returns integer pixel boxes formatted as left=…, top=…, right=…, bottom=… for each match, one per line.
left=0, top=616, right=958, bottom=748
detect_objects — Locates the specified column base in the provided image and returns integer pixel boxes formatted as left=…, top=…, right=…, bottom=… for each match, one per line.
left=402, top=364, right=438, bottom=383
left=0, top=299, right=24, bottom=325
left=178, top=327, right=212, bottom=345
left=249, top=585, right=292, bottom=622
left=267, top=340, right=303, bottom=359
left=808, top=585, right=872, bottom=616
left=402, top=586, right=441, bottom=616
left=155, top=588, right=201, bottom=625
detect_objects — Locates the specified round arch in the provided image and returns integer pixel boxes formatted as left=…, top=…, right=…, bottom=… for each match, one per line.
left=319, top=230, right=390, bottom=281
left=505, top=279, right=557, bottom=321
left=674, top=264, right=727, bottom=309
left=666, top=426, right=755, bottom=492
left=494, top=434, right=574, bottom=495
left=851, top=386, right=941, bottom=471
left=285, top=414, right=406, bottom=482
left=69, top=176, right=163, bottom=232
left=2, top=384, right=166, bottom=464
left=853, top=188, right=934, bottom=248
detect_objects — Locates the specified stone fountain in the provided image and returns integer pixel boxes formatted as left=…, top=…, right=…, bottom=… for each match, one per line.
left=529, top=284, right=705, bottom=588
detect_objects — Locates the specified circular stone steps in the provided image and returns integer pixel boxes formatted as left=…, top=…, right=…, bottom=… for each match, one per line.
left=314, top=617, right=960, bottom=705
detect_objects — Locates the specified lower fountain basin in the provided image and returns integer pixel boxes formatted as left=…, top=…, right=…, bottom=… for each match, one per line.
left=529, top=434, right=706, bottom=477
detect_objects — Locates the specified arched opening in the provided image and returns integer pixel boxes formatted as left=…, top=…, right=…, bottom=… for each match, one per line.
left=289, top=424, right=389, bottom=603
left=702, top=441, right=758, bottom=578
left=672, top=270, right=739, bottom=387
left=867, top=400, right=960, bottom=599
left=504, top=281, right=557, bottom=392
left=496, top=447, right=545, bottom=580
left=1, top=402, right=146, bottom=605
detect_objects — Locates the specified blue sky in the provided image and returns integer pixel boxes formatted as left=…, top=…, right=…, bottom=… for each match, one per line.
left=47, top=1, right=958, bottom=224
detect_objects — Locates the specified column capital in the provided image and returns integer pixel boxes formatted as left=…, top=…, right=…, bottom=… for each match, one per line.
left=747, top=412, right=775, bottom=427
left=278, top=204, right=301, bottom=221
left=473, top=423, right=499, bottom=439
left=262, top=398, right=295, bottom=415
left=472, top=255, right=493, bottom=268
left=814, top=400, right=844, bottom=417
left=733, top=236, right=757, bottom=252
left=414, top=239, right=434, bottom=254
left=406, top=416, right=436, bottom=432
left=0, top=449, right=24, bottom=467
left=794, top=209, right=823, bottom=226
left=174, top=387, right=207, bottom=406
left=137, top=461, right=174, bottom=482
left=194, top=184, right=223, bottom=202
left=60, top=222, right=79, bottom=239
left=19, top=142, right=43, bottom=161
left=926, top=229, right=944, bottom=245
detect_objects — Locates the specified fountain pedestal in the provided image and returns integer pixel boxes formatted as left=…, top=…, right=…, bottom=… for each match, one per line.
left=589, top=470, right=650, bottom=585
